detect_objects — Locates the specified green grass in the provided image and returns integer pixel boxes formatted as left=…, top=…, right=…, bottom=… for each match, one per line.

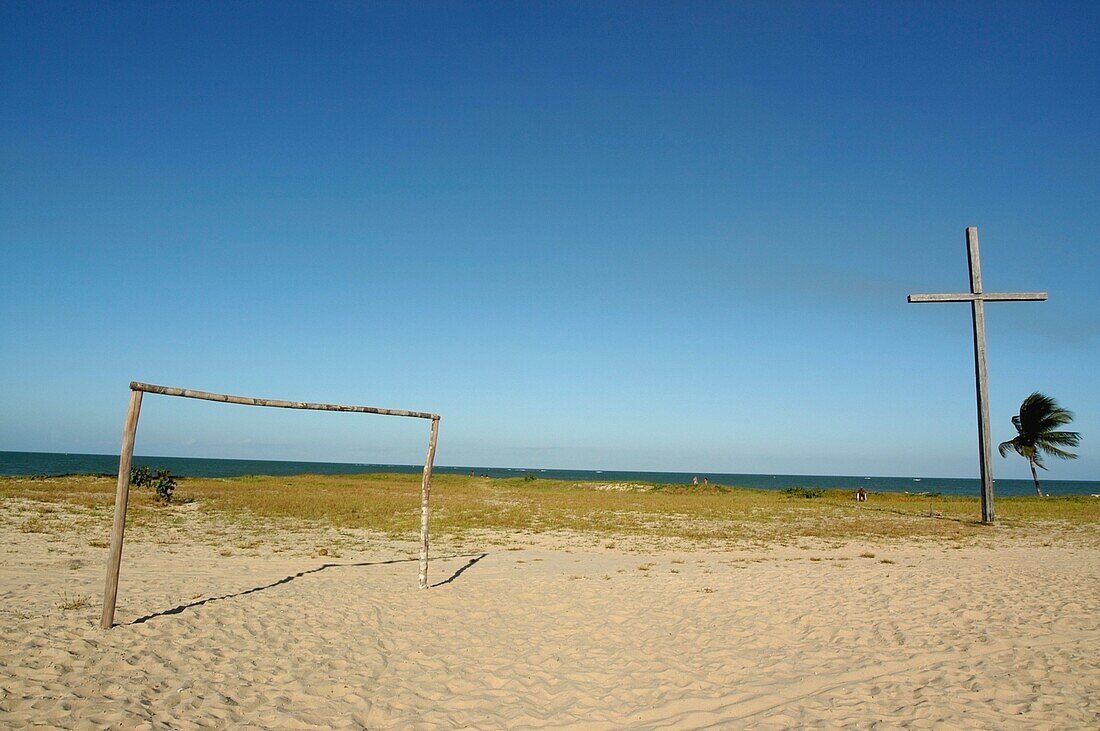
left=1, top=473, right=1097, bottom=547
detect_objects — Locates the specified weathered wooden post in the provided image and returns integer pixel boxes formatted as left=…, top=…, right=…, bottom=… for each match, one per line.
left=908, top=227, right=1047, bottom=524
left=418, top=416, right=440, bottom=589
left=101, top=387, right=143, bottom=629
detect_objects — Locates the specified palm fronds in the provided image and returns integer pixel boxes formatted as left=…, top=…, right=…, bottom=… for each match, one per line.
left=1000, top=393, right=1080, bottom=494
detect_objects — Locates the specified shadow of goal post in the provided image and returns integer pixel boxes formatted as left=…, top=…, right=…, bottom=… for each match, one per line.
left=101, top=381, right=441, bottom=630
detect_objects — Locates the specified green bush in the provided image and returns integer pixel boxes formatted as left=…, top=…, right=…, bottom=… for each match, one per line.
left=783, top=487, right=825, bottom=499
left=129, top=465, right=177, bottom=503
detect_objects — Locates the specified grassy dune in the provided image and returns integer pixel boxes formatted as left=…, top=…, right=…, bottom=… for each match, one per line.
left=3, top=473, right=1097, bottom=549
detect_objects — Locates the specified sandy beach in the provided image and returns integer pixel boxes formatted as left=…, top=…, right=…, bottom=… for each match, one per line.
left=6, top=1, right=1099, bottom=727
left=1, top=495, right=1097, bottom=729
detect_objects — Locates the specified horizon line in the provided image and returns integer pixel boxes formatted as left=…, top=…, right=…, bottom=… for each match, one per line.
left=2, top=449, right=1095, bottom=484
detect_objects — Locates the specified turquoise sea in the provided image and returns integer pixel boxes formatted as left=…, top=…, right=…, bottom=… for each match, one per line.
left=2, top=451, right=1097, bottom=498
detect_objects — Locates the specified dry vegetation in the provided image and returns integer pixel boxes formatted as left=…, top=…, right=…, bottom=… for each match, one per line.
left=1, top=473, right=1097, bottom=551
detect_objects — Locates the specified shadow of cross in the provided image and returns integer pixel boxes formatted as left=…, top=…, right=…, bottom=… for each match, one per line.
left=908, top=226, right=1047, bottom=524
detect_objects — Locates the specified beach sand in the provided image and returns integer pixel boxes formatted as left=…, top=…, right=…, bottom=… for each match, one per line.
left=1, top=499, right=1097, bottom=728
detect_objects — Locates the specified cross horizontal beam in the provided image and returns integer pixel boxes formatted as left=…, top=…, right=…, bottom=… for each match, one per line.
left=130, top=381, right=439, bottom=420
left=907, top=292, right=1047, bottom=303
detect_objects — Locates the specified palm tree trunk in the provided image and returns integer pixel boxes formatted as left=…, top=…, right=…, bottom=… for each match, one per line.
left=1029, top=457, right=1044, bottom=497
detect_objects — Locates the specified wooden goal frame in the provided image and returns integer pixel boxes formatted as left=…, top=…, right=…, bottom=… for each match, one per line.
left=101, top=381, right=441, bottom=629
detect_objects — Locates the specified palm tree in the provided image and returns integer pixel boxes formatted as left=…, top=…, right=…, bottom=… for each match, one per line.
left=998, top=392, right=1080, bottom=497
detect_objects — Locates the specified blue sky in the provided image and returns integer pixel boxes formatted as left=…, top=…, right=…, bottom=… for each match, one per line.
left=2, top=1, right=1097, bottom=479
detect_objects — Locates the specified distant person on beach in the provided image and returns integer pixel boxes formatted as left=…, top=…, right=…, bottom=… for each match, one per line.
left=692, top=475, right=698, bottom=486
left=703, top=477, right=709, bottom=486
left=856, top=487, right=867, bottom=502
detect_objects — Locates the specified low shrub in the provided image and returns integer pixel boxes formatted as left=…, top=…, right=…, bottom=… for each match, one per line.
left=783, top=487, right=825, bottom=499
left=129, top=466, right=177, bottom=503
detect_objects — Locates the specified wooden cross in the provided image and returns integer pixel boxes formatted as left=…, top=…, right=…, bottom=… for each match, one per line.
left=908, top=227, right=1047, bottom=524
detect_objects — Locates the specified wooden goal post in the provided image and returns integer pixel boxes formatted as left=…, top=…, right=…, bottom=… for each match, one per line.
left=101, top=381, right=441, bottom=629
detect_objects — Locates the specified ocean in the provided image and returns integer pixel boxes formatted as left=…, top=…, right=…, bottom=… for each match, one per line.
left=1, top=451, right=1096, bottom=498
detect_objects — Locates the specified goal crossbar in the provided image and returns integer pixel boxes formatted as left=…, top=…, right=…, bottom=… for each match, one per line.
left=101, top=381, right=441, bottom=630
left=131, top=381, right=440, bottom=420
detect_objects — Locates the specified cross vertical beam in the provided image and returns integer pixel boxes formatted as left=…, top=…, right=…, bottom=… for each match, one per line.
left=965, top=228, right=995, bottom=523
left=908, top=227, right=1047, bottom=524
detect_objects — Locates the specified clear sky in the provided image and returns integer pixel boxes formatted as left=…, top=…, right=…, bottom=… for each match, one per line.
left=2, top=1, right=1097, bottom=479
